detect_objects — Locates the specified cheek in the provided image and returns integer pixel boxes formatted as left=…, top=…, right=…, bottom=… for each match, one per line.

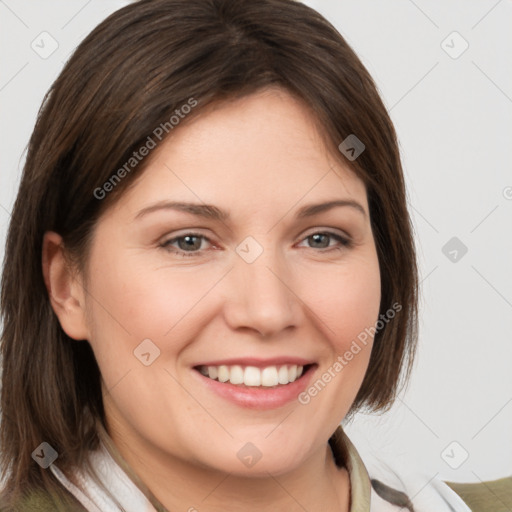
left=306, top=254, right=381, bottom=352
left=293, top=252, right=381, bottom=427
left=86, top=247, right=188, bottom=337
left=83, top=248, right=224, bottom=381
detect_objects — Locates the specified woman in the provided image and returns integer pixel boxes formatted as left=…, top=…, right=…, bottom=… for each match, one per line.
left=0, top=0, right=494, bottom=510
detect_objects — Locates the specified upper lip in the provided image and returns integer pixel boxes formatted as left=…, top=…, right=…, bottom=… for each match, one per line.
left=193, top=357, right=315, bottom=368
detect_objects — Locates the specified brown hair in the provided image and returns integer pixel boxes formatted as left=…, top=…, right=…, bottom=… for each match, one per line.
left=0, top=0, right=418, bottom=506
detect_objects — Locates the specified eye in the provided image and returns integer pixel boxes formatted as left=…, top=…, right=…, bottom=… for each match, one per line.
left=160, top=233, right=212, bottom=257
left=297, top=231, right=352, bottom=251
left=160, top=230, right=352, bottom=258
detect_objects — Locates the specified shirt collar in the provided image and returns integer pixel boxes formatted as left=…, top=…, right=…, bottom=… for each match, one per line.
left=330, top=425, right=372, bottom=512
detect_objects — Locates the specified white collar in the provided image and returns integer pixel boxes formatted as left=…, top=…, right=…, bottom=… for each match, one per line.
left=50, top=442, right=158, bottom=512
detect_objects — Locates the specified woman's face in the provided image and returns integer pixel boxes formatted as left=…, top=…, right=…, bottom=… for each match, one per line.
left=80, top=88, right=381, bottom=476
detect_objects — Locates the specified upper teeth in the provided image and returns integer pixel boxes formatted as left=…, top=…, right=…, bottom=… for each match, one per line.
left=199, top=365, right=304, bottom=387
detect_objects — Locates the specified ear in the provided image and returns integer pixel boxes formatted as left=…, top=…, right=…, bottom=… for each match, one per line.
left=42, top=231, right=90, bottom=341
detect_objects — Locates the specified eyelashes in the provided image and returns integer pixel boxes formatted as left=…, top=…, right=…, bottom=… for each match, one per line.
left=160, top=230, right=352, bottom=258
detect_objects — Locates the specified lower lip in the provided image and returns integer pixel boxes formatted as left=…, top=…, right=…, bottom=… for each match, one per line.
left=194, top=366, right=316, bottom=410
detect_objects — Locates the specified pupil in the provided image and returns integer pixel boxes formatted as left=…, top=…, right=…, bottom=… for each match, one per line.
left=311, top=233, right=329, bottom=248
left=179, top=236, right=200, bottom=251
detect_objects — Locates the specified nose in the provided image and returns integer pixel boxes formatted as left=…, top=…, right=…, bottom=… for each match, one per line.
left=222, top=248, right=303, bottom=338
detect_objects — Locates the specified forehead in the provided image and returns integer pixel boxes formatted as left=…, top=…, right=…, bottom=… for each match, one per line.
left=108, top=88, right=368, bottom=221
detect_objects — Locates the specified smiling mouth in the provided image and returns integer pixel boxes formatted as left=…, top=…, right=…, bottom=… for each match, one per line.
left=194, top=364, right=314, bottom=387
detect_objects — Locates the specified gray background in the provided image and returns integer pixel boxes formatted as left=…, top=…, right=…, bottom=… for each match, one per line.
left=1, top=0, right=511, bottom=485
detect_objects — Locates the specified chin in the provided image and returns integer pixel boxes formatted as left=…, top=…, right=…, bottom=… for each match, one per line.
left=191, top=438, right=307, bottom=478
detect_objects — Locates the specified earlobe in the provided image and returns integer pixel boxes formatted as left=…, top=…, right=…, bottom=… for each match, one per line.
left=42, top=231, right=90, bottom=341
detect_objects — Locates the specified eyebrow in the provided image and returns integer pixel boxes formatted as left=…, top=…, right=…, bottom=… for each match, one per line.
left=134, top=199, right=366, bottom=221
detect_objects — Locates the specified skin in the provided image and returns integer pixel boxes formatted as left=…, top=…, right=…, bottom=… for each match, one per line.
left=43, top=87, right=381, bottom=512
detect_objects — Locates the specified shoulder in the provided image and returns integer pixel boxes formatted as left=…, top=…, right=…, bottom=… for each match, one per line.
left=364, top=456, right=512, bottom=512
left=0, top=488, right=87, bottom=512
left=349, top=446, right=473, bottom=512
left=444, top=476, right=512, bottom=512
left=335, top=429, right=472, bottom=511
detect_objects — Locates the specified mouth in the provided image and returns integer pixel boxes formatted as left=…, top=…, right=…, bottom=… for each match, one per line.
left=192, top=359, right=316, bottom=409
left=194, top=363, right=314, bottom=387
